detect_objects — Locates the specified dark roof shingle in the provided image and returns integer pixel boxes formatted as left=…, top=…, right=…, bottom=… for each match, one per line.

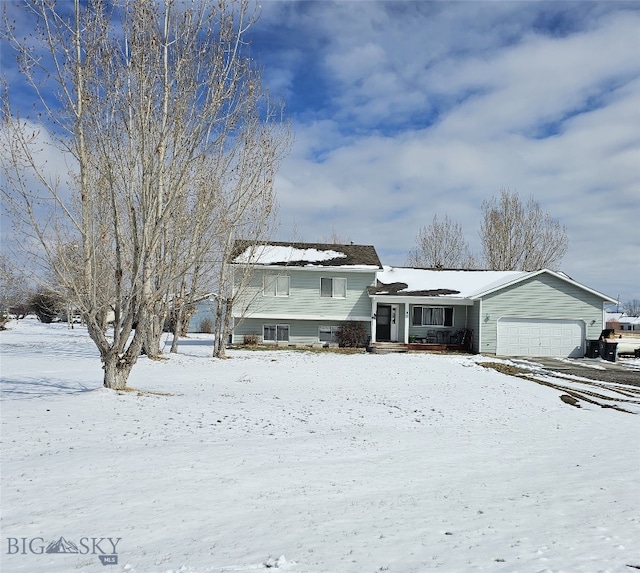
left=231, top=240, right=382, bottom=268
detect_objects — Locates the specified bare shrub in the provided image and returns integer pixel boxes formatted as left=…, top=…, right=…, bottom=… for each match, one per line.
left=243, top=333, right=259, bottom=346
left=335, top=322, right=368, bottom=347
left=199, top=318, right=213, bottom=334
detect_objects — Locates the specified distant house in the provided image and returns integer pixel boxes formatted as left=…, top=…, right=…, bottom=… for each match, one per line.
left=605, top=311, right=623, bottom=331
left=619, top=315, right=640, bottom=332
left=229, top=241, right=617, bottom=358
left=605, top=312, right=640, bottom=332
left=187, top=296, right=217, bottom=333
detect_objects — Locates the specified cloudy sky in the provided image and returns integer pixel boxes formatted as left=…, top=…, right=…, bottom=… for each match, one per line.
left=2, top=1, right=638, bottom=304
left=246, top=1, right=639, bottom=303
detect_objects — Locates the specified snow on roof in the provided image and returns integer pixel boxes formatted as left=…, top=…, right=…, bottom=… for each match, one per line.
left=231, top=241, right=383, bottom=268
left=373, top=266, right=529, bottom=298
left=234, top=245, right=347, bottom=265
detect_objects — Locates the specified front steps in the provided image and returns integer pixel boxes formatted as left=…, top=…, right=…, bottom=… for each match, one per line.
left=369, top=342, right=454, bottom=354
left=368, top=342, right=409, bottom=354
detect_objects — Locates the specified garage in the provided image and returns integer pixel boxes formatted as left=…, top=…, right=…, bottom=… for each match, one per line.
left=496, top=318, right=585, bottom=357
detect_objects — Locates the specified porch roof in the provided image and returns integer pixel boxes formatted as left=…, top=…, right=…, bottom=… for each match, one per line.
left=370, top=266, right=528, bottom=299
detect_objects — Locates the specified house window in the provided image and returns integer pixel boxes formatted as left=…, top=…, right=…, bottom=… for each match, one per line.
left=264, top=275, right=289, bottom=297
left=412, top=306, right=454, bottom=327
left=263, top=324, right=289, bottom=342
left=319, top=325, right=340, bottom=343
left=320, top=277, right=346, bottom=298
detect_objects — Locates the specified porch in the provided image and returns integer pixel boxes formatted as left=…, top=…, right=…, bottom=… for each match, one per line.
left=369, top=298, right=474, bottom=348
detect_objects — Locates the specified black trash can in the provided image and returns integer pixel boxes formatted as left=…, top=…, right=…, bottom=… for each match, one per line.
left=601, top=341, right=618, bottom=362
left=585, top=339, right=600, bottom=359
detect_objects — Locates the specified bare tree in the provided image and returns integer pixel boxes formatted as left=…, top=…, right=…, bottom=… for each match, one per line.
left=479, top=189, right=568, bottom=271
left=320, top=226, right=352, bottom=245
left=407, top=214, right=477, bottom=269
left=210, top=129, right=287, bottom=358
left=2, top=0, right=288, bottom=388
left=622, top=299, right=640, bottom=317
left=0, top=255, right=32, bottom=328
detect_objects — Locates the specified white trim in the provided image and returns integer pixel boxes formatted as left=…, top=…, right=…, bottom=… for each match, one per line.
left=390, top=304, right=399, bottom=342
left=235, top=264, right=380, bottom=273
left=235, top=312, right=372, bottom=321
left=370, top=299, right=377, bottom=343
left=477, top=299, right=482, bottom=353
left=370, top=295, right=473, bottom=306
left=404, top=304, right=410, bottom=344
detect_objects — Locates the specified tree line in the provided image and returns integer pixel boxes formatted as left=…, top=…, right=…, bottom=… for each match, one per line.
left=407, top=188, right=569, bottom=271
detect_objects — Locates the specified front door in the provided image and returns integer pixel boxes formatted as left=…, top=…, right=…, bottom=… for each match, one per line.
left=376, top=305, right=391, bottom=341
left=376, top=304, right=399, bottom=342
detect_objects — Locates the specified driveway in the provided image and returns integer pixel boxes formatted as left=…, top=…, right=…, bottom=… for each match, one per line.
left=510, top=356, right=640, bottom=387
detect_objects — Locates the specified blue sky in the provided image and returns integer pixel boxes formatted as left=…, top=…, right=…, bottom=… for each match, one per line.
left=2, top=1, right=639, bottom=304
left=246, top=0, right=640, bottom=304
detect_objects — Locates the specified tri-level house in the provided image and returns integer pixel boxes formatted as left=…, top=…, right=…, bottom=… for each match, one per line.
left=230, top=241, right=382, bottom=346
left=229, top=240, right=617, bottom=358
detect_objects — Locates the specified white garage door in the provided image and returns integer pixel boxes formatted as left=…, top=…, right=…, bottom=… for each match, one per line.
left=496, top=318, right=585, bottom=357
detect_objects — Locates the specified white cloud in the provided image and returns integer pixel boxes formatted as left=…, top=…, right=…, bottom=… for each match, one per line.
left=265, top=3, right=640, bottom=301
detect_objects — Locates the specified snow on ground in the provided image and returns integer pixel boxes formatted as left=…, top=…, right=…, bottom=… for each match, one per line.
left=1, top=318, right=639, bottom=573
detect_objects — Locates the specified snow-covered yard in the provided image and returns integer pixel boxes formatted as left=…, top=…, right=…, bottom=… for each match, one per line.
left=1, top=319, right=639, bottom=573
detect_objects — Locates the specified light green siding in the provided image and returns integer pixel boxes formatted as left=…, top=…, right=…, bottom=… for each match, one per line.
left=233, top=267, right=376, bottom=321
left=233, top=317, right=371, bottom=346
left=478, top=273, right=606, bottom=354
left=469, top=301, right=481, bottom=353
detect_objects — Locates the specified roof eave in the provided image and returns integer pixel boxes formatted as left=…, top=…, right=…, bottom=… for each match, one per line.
left=369, top=294, right=473, bottom=305
left=231, top=262, right=381, bottom=272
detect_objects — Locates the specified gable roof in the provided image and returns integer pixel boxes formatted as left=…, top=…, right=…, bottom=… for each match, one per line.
left=231, top=240, right=382, bottom=269
left=470, top=268, right=617, bottom=302
left=371, top=266, right=617, bottom=302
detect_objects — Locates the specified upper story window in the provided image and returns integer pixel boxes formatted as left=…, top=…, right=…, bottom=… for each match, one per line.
left=320, top=277, right=346, bottom=298
left=412, top=306, right=454, bottom=327
left=264, top=275, right=290, bottom=297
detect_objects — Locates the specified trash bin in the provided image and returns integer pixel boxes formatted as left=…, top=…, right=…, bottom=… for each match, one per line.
left=601, top=341, right=618, bottom=362
left=585, top=339, right=600, bottom=359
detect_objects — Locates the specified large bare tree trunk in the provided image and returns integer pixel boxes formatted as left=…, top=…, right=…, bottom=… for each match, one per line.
left=2, top=0, right=289, bottom=388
